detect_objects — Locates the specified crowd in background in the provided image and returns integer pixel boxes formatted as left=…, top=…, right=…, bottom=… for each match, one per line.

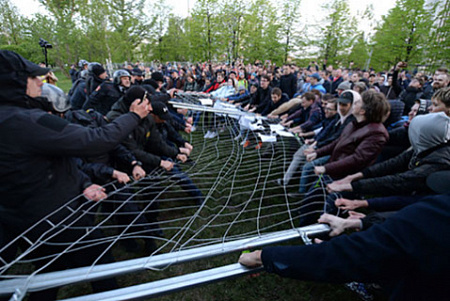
left=1, top=49, right=449, bottom=300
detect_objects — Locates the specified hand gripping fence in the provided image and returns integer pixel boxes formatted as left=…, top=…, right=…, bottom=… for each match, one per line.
left=1, top=94, right=335, bottom=300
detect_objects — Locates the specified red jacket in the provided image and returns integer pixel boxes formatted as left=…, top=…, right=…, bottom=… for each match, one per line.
left=206, top=79, right=225, bottom=93
left=315, top=120, right=389, bottom=179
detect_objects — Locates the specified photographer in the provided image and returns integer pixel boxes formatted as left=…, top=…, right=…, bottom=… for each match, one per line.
left=38, top=62, right=58, bottom=85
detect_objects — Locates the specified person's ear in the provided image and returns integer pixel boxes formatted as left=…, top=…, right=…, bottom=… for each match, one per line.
left=359, top=107, right=366, bottom=116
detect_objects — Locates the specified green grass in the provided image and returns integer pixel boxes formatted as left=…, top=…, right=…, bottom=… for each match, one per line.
left=52, top=69, right=73, bottom=93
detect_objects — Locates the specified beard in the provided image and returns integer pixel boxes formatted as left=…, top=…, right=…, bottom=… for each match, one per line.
left=432, top=82, right=444, bottom=90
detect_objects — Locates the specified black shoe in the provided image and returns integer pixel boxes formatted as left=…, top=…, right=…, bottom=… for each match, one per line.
left=148, top=225, right=165, bottom=238
left=144, top=239, right=158, bottom=253
left=195, top=195, right=205, bottom=206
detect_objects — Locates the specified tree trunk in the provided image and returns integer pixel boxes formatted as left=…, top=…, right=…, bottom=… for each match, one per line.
left=207, top=11, right=212, bottom=61
left=284, top=31, right=290, bottom=63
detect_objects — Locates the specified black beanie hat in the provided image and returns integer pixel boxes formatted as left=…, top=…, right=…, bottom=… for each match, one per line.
left=92, top=64, right=106, bottom=77
left=123, top=86, right=146, bottom=107
left=143, top=79, right=159, bottom=90
left=151, top=71, right=164, bottom=82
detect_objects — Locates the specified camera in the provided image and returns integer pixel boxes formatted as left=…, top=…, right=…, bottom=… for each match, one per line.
left=39, top=38, right=52, bottom=49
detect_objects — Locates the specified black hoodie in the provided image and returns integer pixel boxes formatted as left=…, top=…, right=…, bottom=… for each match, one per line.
left=0, top=50, right=141, bottom=240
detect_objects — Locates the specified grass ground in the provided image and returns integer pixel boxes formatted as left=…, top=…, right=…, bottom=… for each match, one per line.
left=52, top=70, right=73, bottom=93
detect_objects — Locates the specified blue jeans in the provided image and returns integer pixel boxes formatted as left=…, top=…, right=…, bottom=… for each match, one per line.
left=191, top=111, right=202, bottom=127
left=298, top=174, right=359, bottom=226
left=163, top=157, right=204, bottom=204
left=299, top=155, right=330, bottom=193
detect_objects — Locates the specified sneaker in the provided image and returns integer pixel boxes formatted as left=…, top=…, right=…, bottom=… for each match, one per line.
left=234, top=133, right=242, bottom=141
left=276, top=178, right=286, bottom=187
left=209, top=131, right=218, bottom=138
left=243, top=140, right=251, bottom=148
left=191, top=126, right=196, bottom=132
left=288, top=192, right=303, bottom=199
left=204, top=130, right=212, bottom=139
left=255, top=142, right=263, bottom=149
left=345, top=282, right=374, bottom=301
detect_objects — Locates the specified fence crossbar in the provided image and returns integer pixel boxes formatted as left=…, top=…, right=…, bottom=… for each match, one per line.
left=0, top=224, right=329, bottom=297
left=62, top=263, right=265, bottom=301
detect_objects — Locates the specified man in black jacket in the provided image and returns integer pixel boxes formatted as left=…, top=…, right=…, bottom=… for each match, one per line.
left=399, top=77, right=424, bottom=115
left=85, top=62, right=108, bottom=97
left=83, top=69, right=131, bottom=115
left=151, top=101, right=203, bottom=204
left=106, top=86, right=185, bottom=173
left=0, top=50, right=149, bottom=238
left=280, top=65, right=297, bottom=99
left=246, top=75, right=272, bottom=113
left=0, top=50, right=149, bottom=299
left=259, top=88, right=289, bottom=116
left=68, top=69, right=88, bottom=109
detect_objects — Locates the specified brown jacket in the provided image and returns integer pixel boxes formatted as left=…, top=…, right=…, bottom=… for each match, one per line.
left=316, top=120, right=389, bottom=179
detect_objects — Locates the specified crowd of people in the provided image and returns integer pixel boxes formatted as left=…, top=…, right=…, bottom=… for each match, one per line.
left=1, top=50, right=449, bottom=300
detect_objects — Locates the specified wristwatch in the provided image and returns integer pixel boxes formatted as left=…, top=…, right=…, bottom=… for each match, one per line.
left=131, top=160, right=143, bottom=167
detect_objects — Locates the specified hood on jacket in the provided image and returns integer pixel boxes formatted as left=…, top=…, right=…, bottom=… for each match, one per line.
left=409, top=112, right=450, bottom=155
left=337, top=90, right=359, bottom=124
left=0, top=50, right=50, bottom=106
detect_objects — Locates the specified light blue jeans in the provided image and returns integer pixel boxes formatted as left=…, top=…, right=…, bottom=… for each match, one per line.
left=298, top=155, right=330, bottom=193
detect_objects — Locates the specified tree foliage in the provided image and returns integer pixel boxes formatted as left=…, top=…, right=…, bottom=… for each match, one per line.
left=370, top=0, right=434, bottom=70
left=0, top=0, right=23, bottom=45
left=279, top=0, right=302, bottom=63
left=347, top=33, right=369, bottom=70
left=427, top=0, right=450, bottom=69
left=315, top=0, right=358, bottom=66
left=0, top=0, right=447, bottom=74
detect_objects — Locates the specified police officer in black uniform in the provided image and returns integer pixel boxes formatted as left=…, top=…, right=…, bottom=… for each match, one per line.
left=83, top=69, right=131, bottom=115
left=68, top=69, right=88, bottom=109
left=85, top=62, right=108, bottom=97
left=131, top=67, right=144, bottom=85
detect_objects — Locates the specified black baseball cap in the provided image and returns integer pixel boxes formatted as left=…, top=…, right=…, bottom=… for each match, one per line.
left=131, top=68, right=144, bottom=76
left=0, top=50, right=50, bottom=76
left=152, top=101, right=171, bottom=120
left=337, top=91, right=354, bottom=104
